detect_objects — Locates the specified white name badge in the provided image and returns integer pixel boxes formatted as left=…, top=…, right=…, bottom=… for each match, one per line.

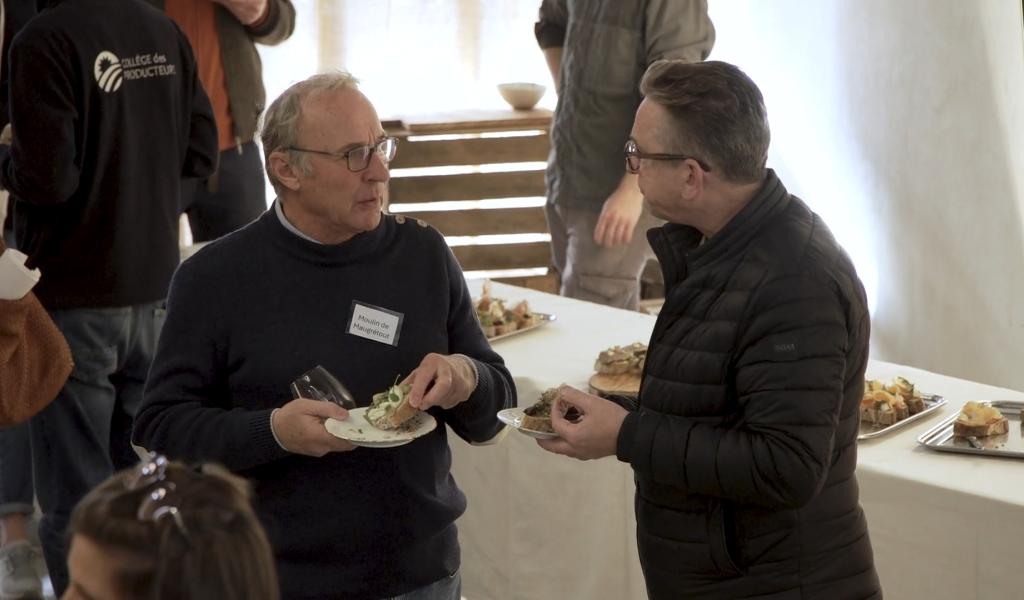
left=347, top=301, right=404, bottom=347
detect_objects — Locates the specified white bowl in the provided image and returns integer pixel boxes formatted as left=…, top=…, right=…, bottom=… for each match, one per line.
left=497, top=82, right=546, bottom=110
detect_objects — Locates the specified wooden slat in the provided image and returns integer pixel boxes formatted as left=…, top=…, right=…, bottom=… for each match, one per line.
left=397, top=207, right=547, bottom=236
left=452, top=242, right=551, bottom=271
left=389, top=171, right=545, bottom=204
left=396, top=109, right=552, bottom=135
left=390, top=134, right=549, bottom=169
left=493, top=272, right=560, bottom=294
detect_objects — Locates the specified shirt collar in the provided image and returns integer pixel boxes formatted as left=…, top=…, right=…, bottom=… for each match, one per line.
left=274, top=199, right=323, bottom=245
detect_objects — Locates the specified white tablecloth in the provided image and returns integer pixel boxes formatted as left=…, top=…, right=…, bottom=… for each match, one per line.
left=450, top=282, right=1024, bottom=600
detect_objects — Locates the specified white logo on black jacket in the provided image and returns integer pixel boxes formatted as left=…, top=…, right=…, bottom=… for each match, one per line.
left=94, top=51, right=123, bottom=93
left=93, top=50, right=178, bottom=93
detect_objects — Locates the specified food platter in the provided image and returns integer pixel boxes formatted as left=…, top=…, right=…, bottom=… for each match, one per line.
left=916, top=400, right=1024, bottom=459
left=486, top=313, right=556, bottom=342
left=857, top=393, right=946, bottom=440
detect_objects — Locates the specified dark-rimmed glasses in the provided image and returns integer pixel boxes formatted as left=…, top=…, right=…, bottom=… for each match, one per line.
left=125, top=453, right=189, bottom=541
left=286, top=136, right=398, bottom=172
left=624, top=138, right=711, bottom=174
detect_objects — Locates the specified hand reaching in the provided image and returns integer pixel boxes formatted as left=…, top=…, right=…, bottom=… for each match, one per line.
left=536, top=385, right=628, bottom=460
left=403, top=353, right=477, bottom=411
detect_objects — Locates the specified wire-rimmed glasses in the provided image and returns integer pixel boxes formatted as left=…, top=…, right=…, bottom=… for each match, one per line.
left=286, top=136, right=398, bottom=172
left=125, top=453, right=189, bottom=540
left=623, top=138, right=711, bottom=174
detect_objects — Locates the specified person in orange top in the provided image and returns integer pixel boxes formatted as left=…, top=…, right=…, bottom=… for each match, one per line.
left=156, top=0, right=296, bottom=242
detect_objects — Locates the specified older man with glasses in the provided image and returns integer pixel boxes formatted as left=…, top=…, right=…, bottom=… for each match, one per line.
left=133, top=72, right=516, bottom=600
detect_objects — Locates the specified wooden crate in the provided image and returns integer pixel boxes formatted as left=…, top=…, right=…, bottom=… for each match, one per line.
left=385, top=109, right=557, bottom=291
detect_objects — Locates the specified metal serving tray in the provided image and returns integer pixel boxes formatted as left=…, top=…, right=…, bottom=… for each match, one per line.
left=858, top=394, right=946, bottom=440
left=486, top=313, right=556, bottom=343
left=917, top=400, right=1024, bottom=459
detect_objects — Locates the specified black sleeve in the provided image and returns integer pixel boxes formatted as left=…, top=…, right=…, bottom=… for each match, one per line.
left=133, top=259, right=289, bottom=471
left=177, top=29, right=218, bottom=179
left=438, top=244, right=517, bottom=443
left=0, top=31, right=79, bottom=204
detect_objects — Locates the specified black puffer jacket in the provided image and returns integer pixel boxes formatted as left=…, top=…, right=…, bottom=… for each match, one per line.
left=617, top=171, right=881, bottom=599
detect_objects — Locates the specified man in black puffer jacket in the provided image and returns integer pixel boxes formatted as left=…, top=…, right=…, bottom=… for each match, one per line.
left=539, top=60, right=881, bottom=599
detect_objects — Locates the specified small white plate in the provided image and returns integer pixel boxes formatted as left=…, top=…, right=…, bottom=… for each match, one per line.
left=324, top=407, right=437, bottom=448
left=497, top=407, right=558, bottom=440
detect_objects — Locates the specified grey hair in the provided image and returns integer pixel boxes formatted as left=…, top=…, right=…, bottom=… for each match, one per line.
left=259, top=71, right=361, bottom=194
left=640, top=60, right=770, bottom=184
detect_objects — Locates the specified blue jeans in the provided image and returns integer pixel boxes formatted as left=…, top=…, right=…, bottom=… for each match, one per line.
left=182, top=141, right=267, bottom=242
left=29, top=302, right=164, bottom=596
left=0, top=224, right=34, bottom=521
left=0, top=422, right=33, bottom=518
left=389, top=571, right=461, bottom=600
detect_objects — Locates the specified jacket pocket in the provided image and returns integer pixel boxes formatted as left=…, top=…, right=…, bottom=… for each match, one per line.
left=635, top=492, right=743, bottom=579
left=707, top=500, right=744, bottom=576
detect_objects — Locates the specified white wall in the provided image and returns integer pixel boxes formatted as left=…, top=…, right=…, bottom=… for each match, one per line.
left=709, top=0, right=1024, bottom=390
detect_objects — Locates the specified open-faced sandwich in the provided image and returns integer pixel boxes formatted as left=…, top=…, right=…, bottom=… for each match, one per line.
left=594, top=342, right=647, bottom=376
left=860, top=388, right=909, bottom=426
left=589, top=343, right=646, bottom=398
left=520, top=387, right=580, bottom=434
left=860, top=377, right=929, bottom=426
left=953, top=401, right=1008, bottom=438
left=474, top=281, right=541, bottom=338
left=364, top=380, right=420, bottom=430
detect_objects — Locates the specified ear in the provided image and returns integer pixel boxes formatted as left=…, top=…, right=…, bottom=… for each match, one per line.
left=678, top=159, right=704, bottom=202
left=269, top=150, right=303, bottom=192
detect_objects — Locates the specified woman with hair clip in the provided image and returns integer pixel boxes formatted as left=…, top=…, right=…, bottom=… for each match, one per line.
left=61, top=455, right=279, bottom=600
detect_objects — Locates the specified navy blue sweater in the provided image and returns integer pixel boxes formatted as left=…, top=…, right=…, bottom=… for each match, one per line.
left=134, top=209, right=516, bottom=599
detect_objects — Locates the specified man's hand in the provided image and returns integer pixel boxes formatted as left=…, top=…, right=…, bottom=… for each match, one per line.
left=403, top=353, right=476, bottom=411
left=593, top=175, right=643, bottom=247
left=536, top=386, right=628, bottom=460
left=272, top=398, right=356, bottom=456
left=0, top=124, right=12, bottom=145
left=211, top=0, right=268, bottom=25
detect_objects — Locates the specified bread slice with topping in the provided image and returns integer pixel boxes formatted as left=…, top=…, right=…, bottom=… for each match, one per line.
left=594, top=343, right=647, bottom=376
left=954, top=401, right=1008, bottom=437
left=365, top=382, right=419, bottom=430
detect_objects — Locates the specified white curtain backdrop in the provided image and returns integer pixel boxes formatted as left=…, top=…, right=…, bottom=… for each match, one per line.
left=257, top=0, right=1024, bottom=391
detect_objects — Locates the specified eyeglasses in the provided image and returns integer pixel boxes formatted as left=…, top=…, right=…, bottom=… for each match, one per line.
left=286, top=136, right=398, bottom=172
left=624, top=138, right=711, bottom=174
left=125, top=454, right=189, bottom=541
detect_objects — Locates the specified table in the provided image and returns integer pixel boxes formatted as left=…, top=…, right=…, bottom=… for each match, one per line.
left=449, top=282, right=1024, bottom=600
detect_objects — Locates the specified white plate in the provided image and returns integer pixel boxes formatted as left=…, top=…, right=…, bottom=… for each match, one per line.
left=324, top=407, right=437, bottom=448
left=497, top=407, right=558, bottom=440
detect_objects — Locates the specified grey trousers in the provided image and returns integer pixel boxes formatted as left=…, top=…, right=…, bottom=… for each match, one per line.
left=545, top=202, right=661, bottom=310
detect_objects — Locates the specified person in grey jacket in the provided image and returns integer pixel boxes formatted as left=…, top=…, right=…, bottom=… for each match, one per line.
left=535, top=0, right=714, bottom=310
left=538, top=60, right=881, bottom=599
left=151, top=0, right=296, bottom=242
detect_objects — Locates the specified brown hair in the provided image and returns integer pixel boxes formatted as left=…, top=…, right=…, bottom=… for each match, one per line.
left=68, top=460, right=279, bottom=600
left=640, top=60, right=770, bottom=183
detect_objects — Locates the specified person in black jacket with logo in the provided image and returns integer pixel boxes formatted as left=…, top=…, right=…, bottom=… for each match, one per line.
left=538, top=60, right=881, bottom=599
left=0, top=0, right=217, bottom=594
